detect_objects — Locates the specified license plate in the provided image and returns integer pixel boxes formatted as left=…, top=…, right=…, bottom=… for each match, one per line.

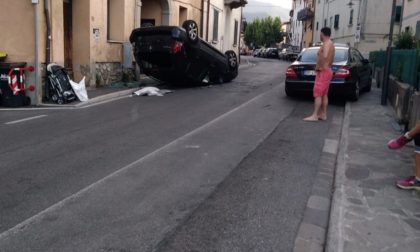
left=304, top=70, right=316, bottom=76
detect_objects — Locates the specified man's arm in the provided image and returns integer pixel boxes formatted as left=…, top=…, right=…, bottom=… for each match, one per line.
left=322, top=42, right=331, bottom=61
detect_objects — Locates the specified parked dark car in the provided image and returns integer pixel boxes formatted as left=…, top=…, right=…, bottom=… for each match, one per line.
left=129, top=20, right=238, bottom=84
left=279, top=48, right=288, bottom=60
left=285, top=45, right=372, bottom=101
left=286, top=46, right=300, bottom=61
left=266, top=48, right=279, bottom=58
left=253, top=48, right=261, bottom=57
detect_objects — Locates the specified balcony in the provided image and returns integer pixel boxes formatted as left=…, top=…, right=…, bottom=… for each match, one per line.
left=225, top=0, right=248, bottom=9
left=297, top=7, right=314, bottom=21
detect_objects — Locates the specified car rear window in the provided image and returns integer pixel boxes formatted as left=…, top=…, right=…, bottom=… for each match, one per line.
left=298, top=48, right=348, bottom=62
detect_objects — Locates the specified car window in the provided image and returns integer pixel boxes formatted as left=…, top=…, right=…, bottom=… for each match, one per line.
left=355, top=49, right=365, bottom=61
left=351, top=49, right=362, bottom=63
left=297, top=48, right=348, bottom=62
left=335, top=49, right=348, bottom=62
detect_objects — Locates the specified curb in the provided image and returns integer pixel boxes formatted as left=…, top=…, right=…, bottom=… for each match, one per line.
left=324, top=102, right=350, bottom=252
left=293, top=104, right=346, bottom=252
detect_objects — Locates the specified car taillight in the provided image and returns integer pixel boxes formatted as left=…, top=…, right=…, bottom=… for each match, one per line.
left=334, top=66, right=351, bottom=78
left=286, top=66, right=297, bottom=78
left=172, top=41, right=183, bottom=54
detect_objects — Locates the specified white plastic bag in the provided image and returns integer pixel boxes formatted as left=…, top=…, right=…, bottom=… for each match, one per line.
left=69, top=77, right=89, bottom=102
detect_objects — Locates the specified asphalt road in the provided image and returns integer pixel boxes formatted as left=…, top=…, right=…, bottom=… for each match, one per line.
left=0, top=56, right=344, bottom=251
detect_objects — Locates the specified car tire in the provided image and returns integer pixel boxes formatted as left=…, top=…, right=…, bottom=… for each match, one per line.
left=223, top=50, right=238, bottom=82
left=182, top=20, right=199, bottom=44
left=225, top=50, right=238, bottom=70
left=349, top=80, right=360, bottom=101
left=285, top=87, right=294, bottom=97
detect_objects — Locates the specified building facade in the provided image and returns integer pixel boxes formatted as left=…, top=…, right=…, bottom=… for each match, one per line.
left=401, top=0, right=420, bottom=38
left=0, top=0, right=245, bottom=105
left=290, top=0, right=315, bottom=50
left=313, top=0, right=403, bottom=56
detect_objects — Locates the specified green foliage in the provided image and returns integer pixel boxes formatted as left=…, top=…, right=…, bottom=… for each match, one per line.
left=395, top=31, right=417, bottom=49
left=244, top=17, right=283, bottom=48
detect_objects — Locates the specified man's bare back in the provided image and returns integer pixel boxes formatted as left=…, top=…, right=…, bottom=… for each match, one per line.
left=316, top=39, right=335, bottom=71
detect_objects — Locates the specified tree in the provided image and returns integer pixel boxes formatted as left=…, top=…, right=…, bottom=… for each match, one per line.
left=395, top=31, right=418, bottom=49
left=244, top=17, right=283, bottom=48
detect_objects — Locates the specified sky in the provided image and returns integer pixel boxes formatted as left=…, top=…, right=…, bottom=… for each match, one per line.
left=250, top=0, right=293, bottom=9
left=244, top=0, right=293, bottom=22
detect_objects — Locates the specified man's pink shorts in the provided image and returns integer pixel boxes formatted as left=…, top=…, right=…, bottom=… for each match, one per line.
left=313, top=68, right=333, bottom=97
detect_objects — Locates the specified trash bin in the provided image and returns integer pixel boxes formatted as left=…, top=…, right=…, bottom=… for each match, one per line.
left=0, top=62, right=31, bottom=107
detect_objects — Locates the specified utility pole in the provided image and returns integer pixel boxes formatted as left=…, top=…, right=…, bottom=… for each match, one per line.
left=381, top=0, right=397, bottom=105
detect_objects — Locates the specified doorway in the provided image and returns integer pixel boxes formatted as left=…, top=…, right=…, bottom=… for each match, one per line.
left=179, top=6, right=187, bottom=26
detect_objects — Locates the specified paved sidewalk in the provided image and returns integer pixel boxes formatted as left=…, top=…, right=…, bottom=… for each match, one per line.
left=327, top=87, right=420, bottom=251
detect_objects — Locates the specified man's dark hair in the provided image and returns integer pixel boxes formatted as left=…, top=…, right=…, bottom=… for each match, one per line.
left=321, top=27, right=331, bottom=37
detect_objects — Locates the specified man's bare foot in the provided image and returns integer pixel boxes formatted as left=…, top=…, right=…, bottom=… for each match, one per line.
left=303, top=115, right=319, bottom=122
left=318, top=115, right=327, bottom=121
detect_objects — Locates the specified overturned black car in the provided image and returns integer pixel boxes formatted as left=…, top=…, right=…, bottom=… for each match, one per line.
left=129, top=20, right=238, bottom=84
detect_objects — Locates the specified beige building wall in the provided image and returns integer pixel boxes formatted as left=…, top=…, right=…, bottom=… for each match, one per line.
left=0, top=0, right=46, bottom=105
left=0, top=1, right=39, bottom=63
left=402, top=0, right=420, bottom=35
left=142, top=0, right=163, bottom=26
left=72, top=0, right=92, bottom=83
left=171, top=0, right=202, bottom=28
left=72, top=0, right=137, bottom=85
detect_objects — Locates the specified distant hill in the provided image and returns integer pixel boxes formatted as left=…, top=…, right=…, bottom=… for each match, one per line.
left=243, top=0, right=291, bottom=23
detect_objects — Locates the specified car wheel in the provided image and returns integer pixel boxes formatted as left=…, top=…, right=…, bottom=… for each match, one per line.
left=225, top=50, right=238, bottom=70
left=285, top=87, right=294, bottom=97
left=349, top=80, right=360, bottom=101
left=182, top=20, right=199, bottom=44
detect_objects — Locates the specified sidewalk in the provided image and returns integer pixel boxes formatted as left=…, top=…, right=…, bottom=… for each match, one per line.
left=327, top=87, right=420, bottom=251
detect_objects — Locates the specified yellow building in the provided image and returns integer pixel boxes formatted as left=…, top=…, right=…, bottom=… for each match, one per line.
left=0, top=0, right=245, bottom=105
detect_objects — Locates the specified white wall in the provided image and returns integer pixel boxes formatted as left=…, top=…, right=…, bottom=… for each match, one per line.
left=206, top=0, right=241, bottom=55
left=313, top=0, right=402, bottom=56
left=291, top=0, right=305, bottom=48
left=402, top=0, right=420, bottom=35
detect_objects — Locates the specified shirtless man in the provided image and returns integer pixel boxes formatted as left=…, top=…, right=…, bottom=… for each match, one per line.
left=304, top=27, right=335, bottom=122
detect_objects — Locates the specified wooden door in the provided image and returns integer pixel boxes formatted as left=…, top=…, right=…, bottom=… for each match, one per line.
left=64, top=0, right=73, bottom=70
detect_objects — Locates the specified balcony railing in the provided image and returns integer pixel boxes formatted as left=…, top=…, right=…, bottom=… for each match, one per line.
left=297, top=7, right=314, bottom=21
left=225, top=0, right=248, bottom=9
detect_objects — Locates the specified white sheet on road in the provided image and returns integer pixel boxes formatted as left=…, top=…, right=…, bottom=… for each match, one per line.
left=131, top=87, right=173, bottom=97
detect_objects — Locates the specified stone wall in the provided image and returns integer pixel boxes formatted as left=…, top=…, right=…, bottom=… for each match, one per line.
left=95, top=62, right=123, bottom=87
left=408, top=93, right=420, bottom=129
left=388, top=75, right=412, bottom=124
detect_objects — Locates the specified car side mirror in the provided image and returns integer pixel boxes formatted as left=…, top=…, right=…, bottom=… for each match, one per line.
left=362, top=58, right=369, bottom=64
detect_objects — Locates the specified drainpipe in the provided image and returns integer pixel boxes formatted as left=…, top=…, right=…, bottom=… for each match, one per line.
left=239, top=6, right=242, bottom=64
left=206, top=0, right=210, bottom=41
left=33, top=1, right=41, bottom=105
left=44, top=0, right=51, bottom=65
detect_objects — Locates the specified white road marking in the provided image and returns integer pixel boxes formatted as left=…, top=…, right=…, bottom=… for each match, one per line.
left=0, top=87, right=275, bottom=240
left=4, top=115, right=48, bottom=125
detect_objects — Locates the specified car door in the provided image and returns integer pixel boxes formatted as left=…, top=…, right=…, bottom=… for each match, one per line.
left=351, top=49, right=370, bottom=88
